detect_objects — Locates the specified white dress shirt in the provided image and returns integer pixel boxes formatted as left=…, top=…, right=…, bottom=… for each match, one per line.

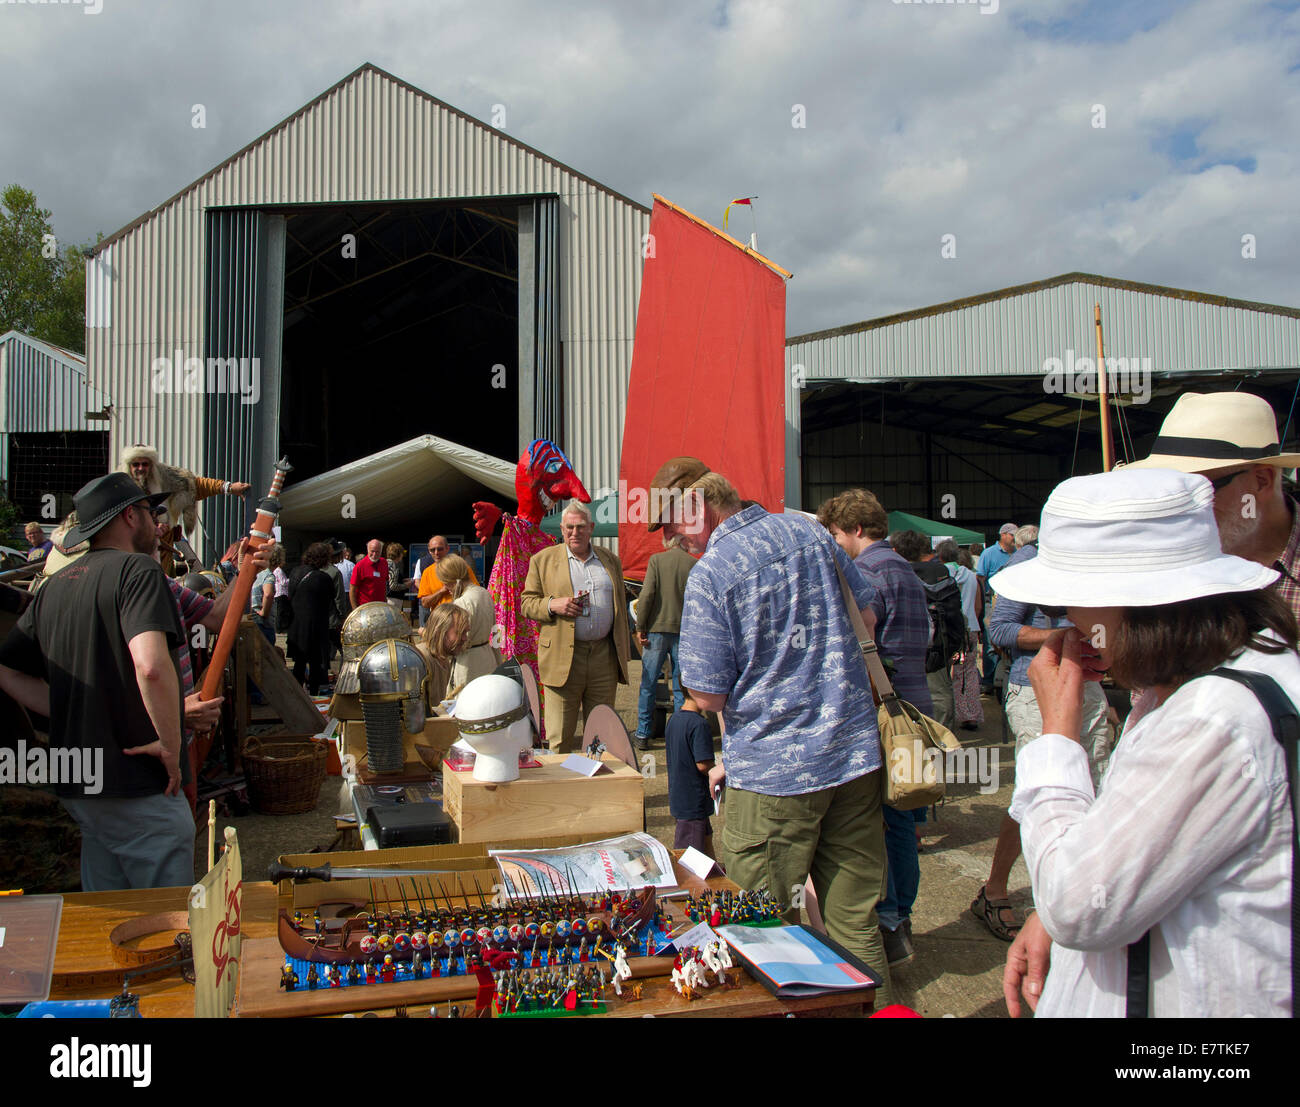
left=1010, top=636, right=1295, bottom=1018
left=566, top=547, right=614, bottom=642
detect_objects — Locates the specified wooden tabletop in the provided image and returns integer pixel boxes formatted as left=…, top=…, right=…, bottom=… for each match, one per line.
left=46, top=882, right=280, bottom=1019
left=42, top=859, right=875, bottom=1019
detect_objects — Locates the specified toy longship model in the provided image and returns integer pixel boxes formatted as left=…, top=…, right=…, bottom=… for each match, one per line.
left=278, top=874, right=662, bottom=973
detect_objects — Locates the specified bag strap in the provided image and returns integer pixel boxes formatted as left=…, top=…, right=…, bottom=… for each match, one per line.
left=1126, top=665, right=1299, bottom=1017
left=832, top=559, right=905, bottom=719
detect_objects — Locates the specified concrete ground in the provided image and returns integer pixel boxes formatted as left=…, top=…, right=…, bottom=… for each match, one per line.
left=223, top=658, right=1031, bottom=1019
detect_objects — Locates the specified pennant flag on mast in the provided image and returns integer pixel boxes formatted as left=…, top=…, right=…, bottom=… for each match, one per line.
left=722, top=197, right=754, bottom=230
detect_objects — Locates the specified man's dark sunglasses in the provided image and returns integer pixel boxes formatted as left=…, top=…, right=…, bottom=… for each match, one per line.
left=133, top=501, right=169, bottom=518
left=1208, top=468, right=1251, bottom=492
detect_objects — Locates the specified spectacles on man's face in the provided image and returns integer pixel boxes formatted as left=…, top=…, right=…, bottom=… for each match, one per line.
left=1208, top=468, right=1252, bottom=492
left=132, top=501, right=168, bottom=519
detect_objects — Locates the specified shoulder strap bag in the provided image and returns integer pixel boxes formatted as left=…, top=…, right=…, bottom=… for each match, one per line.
left=833, top=561, right=962, bottom=810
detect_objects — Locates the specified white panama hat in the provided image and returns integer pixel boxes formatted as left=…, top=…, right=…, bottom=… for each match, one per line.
left=991, top=469, right=1278, bottom=609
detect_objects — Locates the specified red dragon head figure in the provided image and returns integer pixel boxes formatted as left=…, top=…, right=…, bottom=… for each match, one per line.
left=515, top=439, right=589, bottom=526
left=472, top=439, right=590, bottom=542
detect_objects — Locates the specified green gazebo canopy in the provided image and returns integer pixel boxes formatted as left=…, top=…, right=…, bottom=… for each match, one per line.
left=887, top=511, right=984, bottom=545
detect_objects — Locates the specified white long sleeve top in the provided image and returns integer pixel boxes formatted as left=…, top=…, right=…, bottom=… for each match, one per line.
left=1009, top=637, right=1295, bottom=1017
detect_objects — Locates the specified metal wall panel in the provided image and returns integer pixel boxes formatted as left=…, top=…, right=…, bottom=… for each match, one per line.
left=787, top=278, right=1300, bottom=385
left=786, top=277, right=1300, bottom=507
left=88, top=65, right=648, bottom=557
left=0, top=332, right=100, bottom=433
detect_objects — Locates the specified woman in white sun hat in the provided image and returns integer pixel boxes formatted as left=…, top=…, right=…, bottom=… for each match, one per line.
left=999, top=467, right=1296, bottom=1018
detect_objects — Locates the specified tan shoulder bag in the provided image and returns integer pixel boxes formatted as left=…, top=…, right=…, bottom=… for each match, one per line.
left=834, top=562, right=962, bottom=810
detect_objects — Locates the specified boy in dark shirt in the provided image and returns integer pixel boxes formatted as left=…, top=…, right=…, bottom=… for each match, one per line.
left=665, top=695, right=715, bottom=857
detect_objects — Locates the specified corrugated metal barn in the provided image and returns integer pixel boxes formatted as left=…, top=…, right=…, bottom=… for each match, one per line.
left=0, top=330, right=110, bottom=524
left=785, top=273, right=1300, bottom=538
left=85, top=63, right=649, bottom=558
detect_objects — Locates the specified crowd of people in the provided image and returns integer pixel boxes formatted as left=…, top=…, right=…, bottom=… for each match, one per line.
left=0, top=390, right=1295, bottom=1018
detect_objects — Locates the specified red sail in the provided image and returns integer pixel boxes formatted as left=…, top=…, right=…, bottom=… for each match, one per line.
left=618, top=196, right=788, bottom=580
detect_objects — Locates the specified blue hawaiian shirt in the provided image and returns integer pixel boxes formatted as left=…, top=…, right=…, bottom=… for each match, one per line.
left=679, top=506, right=881, bottom=797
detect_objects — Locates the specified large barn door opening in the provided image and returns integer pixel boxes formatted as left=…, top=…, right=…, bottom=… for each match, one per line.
left=203, top=210, right=285, bottom=558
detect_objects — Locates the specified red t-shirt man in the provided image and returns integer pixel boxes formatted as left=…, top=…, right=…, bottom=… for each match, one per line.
left=350, top=554, right=389, bottom=607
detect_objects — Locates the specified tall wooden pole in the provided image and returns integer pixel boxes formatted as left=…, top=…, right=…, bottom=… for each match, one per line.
left=1094, top=304, right=1114, bottom=472
left=198, top=458, right=292, bottom=700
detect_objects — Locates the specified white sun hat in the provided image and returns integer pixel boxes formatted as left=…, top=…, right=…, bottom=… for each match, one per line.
left=991, top=468, right=1278, bottom=609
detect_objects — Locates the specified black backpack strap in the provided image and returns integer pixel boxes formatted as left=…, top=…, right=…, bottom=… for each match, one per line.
left=1126, top=932, right=1151, bottom=1018
left=1126, top=666, right=1299, bottom=1017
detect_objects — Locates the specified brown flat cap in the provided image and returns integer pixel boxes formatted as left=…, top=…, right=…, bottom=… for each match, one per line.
left=647, top=456, right=710, bottom=531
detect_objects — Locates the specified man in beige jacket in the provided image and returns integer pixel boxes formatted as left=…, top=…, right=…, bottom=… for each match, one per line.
left=520, top=501, right=630, bottom=752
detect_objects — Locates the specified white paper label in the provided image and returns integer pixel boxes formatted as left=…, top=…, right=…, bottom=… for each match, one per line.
left=561, top=754, right=602, bottom=778
left=678, top=846, right=717, bottom=879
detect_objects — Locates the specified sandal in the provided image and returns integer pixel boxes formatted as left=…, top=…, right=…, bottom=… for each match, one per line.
left=971, top=886, right=1021, bottom=941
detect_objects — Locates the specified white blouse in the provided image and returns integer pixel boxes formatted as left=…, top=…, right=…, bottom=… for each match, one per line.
left=1009, top=640, right=1295, bottom=1017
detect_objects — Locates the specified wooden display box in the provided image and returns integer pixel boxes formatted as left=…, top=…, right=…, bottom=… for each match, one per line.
left=327, top=690, right=363, bottom=721
left=442, top=753, right=644, bottom=845
left=340, top=715, right=460, bottom=774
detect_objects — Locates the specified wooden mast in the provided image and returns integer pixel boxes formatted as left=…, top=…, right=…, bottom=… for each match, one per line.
left=1094, top=304, right=1114, bottom=472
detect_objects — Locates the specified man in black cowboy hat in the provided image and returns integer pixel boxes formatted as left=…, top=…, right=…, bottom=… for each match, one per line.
left=0, top=473, right=195, bottom=891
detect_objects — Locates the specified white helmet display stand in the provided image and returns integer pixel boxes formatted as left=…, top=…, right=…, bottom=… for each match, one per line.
left=453, top=674, right=533, bottom=783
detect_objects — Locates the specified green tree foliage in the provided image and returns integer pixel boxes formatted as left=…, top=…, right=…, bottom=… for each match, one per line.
left=0, top=184, right=94, bottom=353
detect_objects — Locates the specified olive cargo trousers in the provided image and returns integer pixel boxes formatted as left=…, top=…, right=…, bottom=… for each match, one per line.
left=720, top=768, right=892, bottom=1006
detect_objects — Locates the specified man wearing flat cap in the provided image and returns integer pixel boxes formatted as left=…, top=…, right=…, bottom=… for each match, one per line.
left=1127, top=391, right=1300, bottom=623
left=652, top=456, right=894, bottom=1000
left=0, top=473, right=194, bottom=891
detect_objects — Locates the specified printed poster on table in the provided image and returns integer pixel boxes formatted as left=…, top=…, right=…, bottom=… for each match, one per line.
left=491, top=832, right=676, bottom=899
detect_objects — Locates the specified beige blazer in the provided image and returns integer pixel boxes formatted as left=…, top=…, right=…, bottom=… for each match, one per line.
left=520, top=543, right=631, bottom=688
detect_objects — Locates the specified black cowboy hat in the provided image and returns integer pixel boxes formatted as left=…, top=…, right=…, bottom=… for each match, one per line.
left=64, top=473, right=170, bottom=547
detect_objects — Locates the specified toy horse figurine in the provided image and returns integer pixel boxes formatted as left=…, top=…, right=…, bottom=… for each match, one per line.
left=472, top=440, right=589, bottom=690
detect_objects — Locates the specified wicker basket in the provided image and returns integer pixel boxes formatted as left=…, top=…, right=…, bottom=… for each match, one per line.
left=242, top=737, right=328, bottom=815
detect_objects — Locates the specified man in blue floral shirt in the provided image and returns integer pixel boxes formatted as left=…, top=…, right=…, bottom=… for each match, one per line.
left=650, top=457, right=892, bottom=1000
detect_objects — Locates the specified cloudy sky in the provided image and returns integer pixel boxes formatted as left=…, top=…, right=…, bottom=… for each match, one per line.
left=2, top=0, right=1297, bottom=336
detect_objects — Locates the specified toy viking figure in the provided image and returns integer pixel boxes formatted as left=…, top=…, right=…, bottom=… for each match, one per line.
left=120, top=443, right=251, bottom=573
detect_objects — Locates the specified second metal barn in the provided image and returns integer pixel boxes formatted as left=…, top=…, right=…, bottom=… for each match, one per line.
left=785, top=273, right=1300, bottom=538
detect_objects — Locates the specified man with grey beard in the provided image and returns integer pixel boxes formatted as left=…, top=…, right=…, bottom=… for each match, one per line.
left=1127, top=392, right=1300, bottom=622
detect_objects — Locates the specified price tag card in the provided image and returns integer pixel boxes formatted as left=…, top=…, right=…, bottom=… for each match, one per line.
left=560, top=754, right=603, bottom=777
left=678, top=847, right=719, bottom=879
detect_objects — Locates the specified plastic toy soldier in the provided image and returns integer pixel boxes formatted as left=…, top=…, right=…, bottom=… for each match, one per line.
left=280, top=962, right=298, bottom=991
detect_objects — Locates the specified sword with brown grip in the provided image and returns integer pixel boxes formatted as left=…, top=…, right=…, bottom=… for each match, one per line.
left=198, top=457, right=292, bottom=700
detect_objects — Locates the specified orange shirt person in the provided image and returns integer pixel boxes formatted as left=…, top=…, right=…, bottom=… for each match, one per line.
left=418, top=553, right=479, bottom=609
